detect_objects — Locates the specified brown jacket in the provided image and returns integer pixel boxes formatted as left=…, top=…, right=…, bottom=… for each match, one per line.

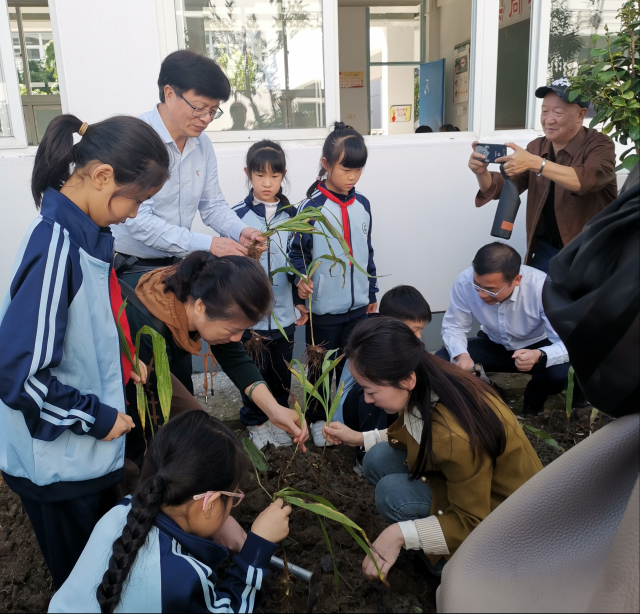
left=387, top=395, right=542, bottom=564
left=476, top=127, right=617, bottom=263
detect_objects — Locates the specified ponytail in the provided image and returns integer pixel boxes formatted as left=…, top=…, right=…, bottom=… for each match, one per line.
left=31, top=114, right=170, bottom=208
left=96, top=411, right=247, bottom=613
left=163, top=251, right=273, bottom=323
left=345, top=318, right=506, bottom=476
left=306, top=121, right=368, bottom=198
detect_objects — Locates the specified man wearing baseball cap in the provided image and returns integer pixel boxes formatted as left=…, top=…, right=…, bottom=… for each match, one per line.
left=468, top=76, right=618, bottom=272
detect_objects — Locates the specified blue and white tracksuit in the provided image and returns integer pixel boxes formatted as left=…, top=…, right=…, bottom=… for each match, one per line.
left=288, top=183, right=378, bottom=324
left=0, top=187, right=124, bottom=499
left=231, top=192, right=298, bottom=426
left=49, top=497, right=277, bottom=613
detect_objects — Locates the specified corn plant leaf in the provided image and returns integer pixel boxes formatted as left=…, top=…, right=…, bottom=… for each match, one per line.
left=294, top=400, right=305, bottom=428
left=521, top=423, right=564, bottom=452
left=270, top=309, right=290, bottom=342
left=136, top=383, right=146, bottom=430
left=590, top=407, right=599, bottom=431
left=278, top=496, right=364, bottom=531
left=310, top=354, right=344, bottom=398
left=241, top=437, right=269, bottom=472
left=565, top=366, right=575, bottom=419
left=289, top=362, right=325, bottom=406
left=327, top=381, right=345, bottom=425
left=318, top=518, right=339, bottom=593
left=136, top=326, right=172, bottom=424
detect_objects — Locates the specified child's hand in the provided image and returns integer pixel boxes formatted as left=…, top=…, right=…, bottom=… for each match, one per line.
left=323, top=422, right=364, bottom=447
left=130, top=356, right=147, bottom=385
left=297, top=278, right=313, bottom=300
left=366, top=302, right=378, bottom=315
left=251, top=499, right=292, bottom=543
left=102, top=412, right=135, bottom=441
left=295, top=304, right=309, bottom=326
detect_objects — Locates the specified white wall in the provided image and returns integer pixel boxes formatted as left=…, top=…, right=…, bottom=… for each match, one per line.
left=338, top=7, right=369, bottom=135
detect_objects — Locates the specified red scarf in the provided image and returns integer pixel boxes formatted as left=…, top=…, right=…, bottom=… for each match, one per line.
left=109, top=268, right=134, bottom=385
left=318, top=184, right=356, bottom=258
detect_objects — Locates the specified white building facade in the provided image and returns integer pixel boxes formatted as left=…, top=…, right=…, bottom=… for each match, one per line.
left=0, top=0, right=629, bottom=318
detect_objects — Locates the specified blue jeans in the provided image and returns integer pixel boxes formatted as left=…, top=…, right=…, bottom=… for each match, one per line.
left=363, top=443, right=446, bottom=575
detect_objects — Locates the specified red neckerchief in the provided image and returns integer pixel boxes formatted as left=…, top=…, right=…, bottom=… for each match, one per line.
left=317, top=184, right=356, bottom=258
left=109, top=268, right=133, bottom=385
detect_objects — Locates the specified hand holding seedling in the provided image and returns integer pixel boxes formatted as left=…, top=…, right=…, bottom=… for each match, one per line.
left=454, top=353, right=476, bottom=372
left=512, top=349, right=542, bottom=372
left=362, top=524, right=404, bottom=581
left=323, top=422, right=364, bottom=447
left=297, top=277, right=313, bottom=300
left=209, top=236, right=249, bottom=257
left=251, top=498, right=292, bottom=544
left=102, top=412, right=135, bottom=441
left=129, top=356, right=147, bottom=385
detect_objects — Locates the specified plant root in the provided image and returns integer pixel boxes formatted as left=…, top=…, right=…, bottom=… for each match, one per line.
left=244, top=330, right=268, bottom=370
left=303, top=343, right=327, bottom=378
left=247, top=240, right=263, bottom=261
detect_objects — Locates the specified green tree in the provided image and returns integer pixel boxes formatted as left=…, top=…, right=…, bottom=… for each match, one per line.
left=569, top=0, right=640, bottom=171
left=18, top=40, right=58, bottom=95
left=548, top=0, right=584, bottom=81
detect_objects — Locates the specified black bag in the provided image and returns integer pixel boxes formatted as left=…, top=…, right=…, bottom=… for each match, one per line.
left=490, top=164, right=521, bottom=240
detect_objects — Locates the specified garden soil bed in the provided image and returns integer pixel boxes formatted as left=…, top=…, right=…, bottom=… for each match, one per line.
left=0, top=387, right=610, bottom=613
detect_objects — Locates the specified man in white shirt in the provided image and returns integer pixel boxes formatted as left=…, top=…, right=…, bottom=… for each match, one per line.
left=112, top=50, right=263, bottom=262
left=436, top=242, right=570, bottom=415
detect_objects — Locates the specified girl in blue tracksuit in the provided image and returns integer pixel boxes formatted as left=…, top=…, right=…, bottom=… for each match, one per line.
left=289, top=122, right=378, bottom=446
left=49, top=411, right=291, bottom=613
left=231, top=140, right=307, bottom=450
left=0, top=114, right=170, bottom=588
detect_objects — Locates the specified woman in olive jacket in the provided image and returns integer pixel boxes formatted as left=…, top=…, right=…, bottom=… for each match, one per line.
left=324, top=318, right=542, bottom=577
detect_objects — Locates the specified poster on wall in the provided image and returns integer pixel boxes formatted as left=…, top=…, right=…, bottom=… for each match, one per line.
left=453, top=42, right=469, bottom=104
left=340, top=72, right=364, bottom=88
left=390, top=105, right=412, bottom=123
left=418, top=59, right=445, bottom=130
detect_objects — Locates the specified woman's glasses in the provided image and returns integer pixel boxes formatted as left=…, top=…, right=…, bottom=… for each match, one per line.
left=193, top=490, right=245, bottom=510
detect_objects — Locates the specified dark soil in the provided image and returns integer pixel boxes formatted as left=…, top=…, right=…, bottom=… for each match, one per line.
left=0, top=379, right=611, bottom=613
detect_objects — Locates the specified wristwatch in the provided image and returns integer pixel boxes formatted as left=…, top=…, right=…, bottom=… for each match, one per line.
left=537, top=349, right=548, bottom=366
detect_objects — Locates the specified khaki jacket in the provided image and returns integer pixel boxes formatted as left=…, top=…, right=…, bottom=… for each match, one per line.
left=475, top=127, right=617, bottom=263
left=387, top=395, right=542, bottom=564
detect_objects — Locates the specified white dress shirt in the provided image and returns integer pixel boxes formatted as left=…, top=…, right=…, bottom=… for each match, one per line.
left=442, top=265, right=568, bottom=367
left=111, top=106, right=247, bottom=259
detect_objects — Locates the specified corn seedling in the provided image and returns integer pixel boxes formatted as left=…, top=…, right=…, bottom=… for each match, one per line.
left=242, top=437, right=387, bottom=588
left=519, top=422, right=564, bottom=452
left=565, top=366, right=575, bottom=420
left=116, top=300, right=172, bottom=439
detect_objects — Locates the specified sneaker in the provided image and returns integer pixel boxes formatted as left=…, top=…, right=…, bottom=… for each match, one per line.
left=267, top=422, right=293, bottom=447
left=247, top=423, right=273, bottom=451
left=311, top=421, right=334, bottom=448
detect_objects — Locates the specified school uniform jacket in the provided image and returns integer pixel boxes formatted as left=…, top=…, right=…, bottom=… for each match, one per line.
left=288, top=183, right=378, bottom=324
left=231, top=191, right=298, bottom=338
left=49, top=498, right=277, bottom=613
left=0, top=188, right=124, bottom=501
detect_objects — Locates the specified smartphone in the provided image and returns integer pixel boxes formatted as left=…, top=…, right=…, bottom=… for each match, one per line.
left=475, top=143, right=508, bottom=164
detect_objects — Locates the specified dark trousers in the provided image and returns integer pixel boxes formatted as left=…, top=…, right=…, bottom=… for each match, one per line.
left=435, top=330, right=569, bottom=411
left=20, top=491, right=111, bottom=589
left=530, top=240, right=561, bottom=274
left=343, top=384, right=397, bottom=462
left=240, top=334, right=294, bottom=426
left=306, top=315, right=366, bottom=423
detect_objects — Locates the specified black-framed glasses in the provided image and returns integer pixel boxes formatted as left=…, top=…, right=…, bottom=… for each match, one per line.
left=178, top=92, right=224, bottom=121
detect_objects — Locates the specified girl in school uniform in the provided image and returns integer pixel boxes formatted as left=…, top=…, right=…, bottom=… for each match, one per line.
left=49, top=410, right=291, bottom=613
left=230, top=140, right=308, bottom=449
left=289, top=122, right=378, bottom=447
left=0, top=114, right=170, bottom=588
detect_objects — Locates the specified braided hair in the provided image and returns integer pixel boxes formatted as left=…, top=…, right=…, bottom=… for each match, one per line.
left=306, top=121, right=368, bottom=198
left=96, top=412, right=246, bottom=613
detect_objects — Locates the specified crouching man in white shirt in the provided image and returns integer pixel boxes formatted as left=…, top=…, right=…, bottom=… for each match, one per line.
left=436, top=242, right=570, bottom=416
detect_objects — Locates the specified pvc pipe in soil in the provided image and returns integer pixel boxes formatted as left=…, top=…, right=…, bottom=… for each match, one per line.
left=270, top=555, right=315, bottom=583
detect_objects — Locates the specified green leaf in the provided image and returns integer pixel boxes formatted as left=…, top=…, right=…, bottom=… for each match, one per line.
left=598, top=70, right=617, bottom=82
left=612, top=96, right=627, bottom=106
left=568, top=90, right=580, bottom=102
left=327, top=381, right=345, bottom=425
left=136, top=383, right=146, bottom=430
left=318, top=518, right=339, bottom=593
left=620, top=154, right=640, bottom=171
left=521, top=423, right=564, bottom=452
left=565, top=366, right=575, bottom=419
left=242, top=437, right=269, bottom=472
left=137, top=325, right=172, bottom=424
left=591, top=61, right=606, bottom=76
left=590, top=47, right=606, bottom=57
left=628, top=115, right=639, bottom=126
left=280, top=496, right=364, bottom=530
left=342, top=524, right=387, bottom=583
left=270, top=309, right=290, bottom=342
left=601, top=121, right=615, bottom=134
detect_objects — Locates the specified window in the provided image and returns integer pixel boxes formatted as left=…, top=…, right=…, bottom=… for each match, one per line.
left=174, top=0, right=326, bottom=132
left=0, top=50, right=12, bottom=137
left=8, top=1, right=61, bottom=145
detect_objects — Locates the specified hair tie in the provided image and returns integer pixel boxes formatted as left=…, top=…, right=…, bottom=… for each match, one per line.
left=316, top=175, right=323, bottom=181
left=78, top=122, right=89, bottom=136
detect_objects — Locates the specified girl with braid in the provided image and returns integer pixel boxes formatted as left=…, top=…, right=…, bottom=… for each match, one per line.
left=49, top=411, right=292, bottom=613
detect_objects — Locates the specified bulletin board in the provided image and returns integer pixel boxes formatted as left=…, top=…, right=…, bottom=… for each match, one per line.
left=453, top=41, right=470, bottom=104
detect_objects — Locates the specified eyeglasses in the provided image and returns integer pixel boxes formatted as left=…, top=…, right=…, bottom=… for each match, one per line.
left=471, top=281, right=509, bottom=298
left=178, top=92, right=224, bottom=121
left=193, top=490, right=245, bottom=510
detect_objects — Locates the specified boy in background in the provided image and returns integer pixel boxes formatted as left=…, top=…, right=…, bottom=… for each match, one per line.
left=335, top=285, right=432, bottom=462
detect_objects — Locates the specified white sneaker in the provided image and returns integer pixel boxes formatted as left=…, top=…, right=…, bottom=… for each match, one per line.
left=267, top=422, right=293, bottom=447
left=311, top=421, right=334, bottom=448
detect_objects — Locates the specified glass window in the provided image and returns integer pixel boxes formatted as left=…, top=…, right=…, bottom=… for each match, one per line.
left=370, top=7, right=421, bottom=63
left=174, top=0, right=325, bottom=131
left=0, top=49, right=14, bottom=138
left=547, top=0, right=625, bottom=82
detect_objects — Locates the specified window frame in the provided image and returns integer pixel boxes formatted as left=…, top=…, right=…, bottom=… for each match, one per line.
left=0, top=0, right=29, bottom=149
left=161, top=0, right=338, bottom=142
